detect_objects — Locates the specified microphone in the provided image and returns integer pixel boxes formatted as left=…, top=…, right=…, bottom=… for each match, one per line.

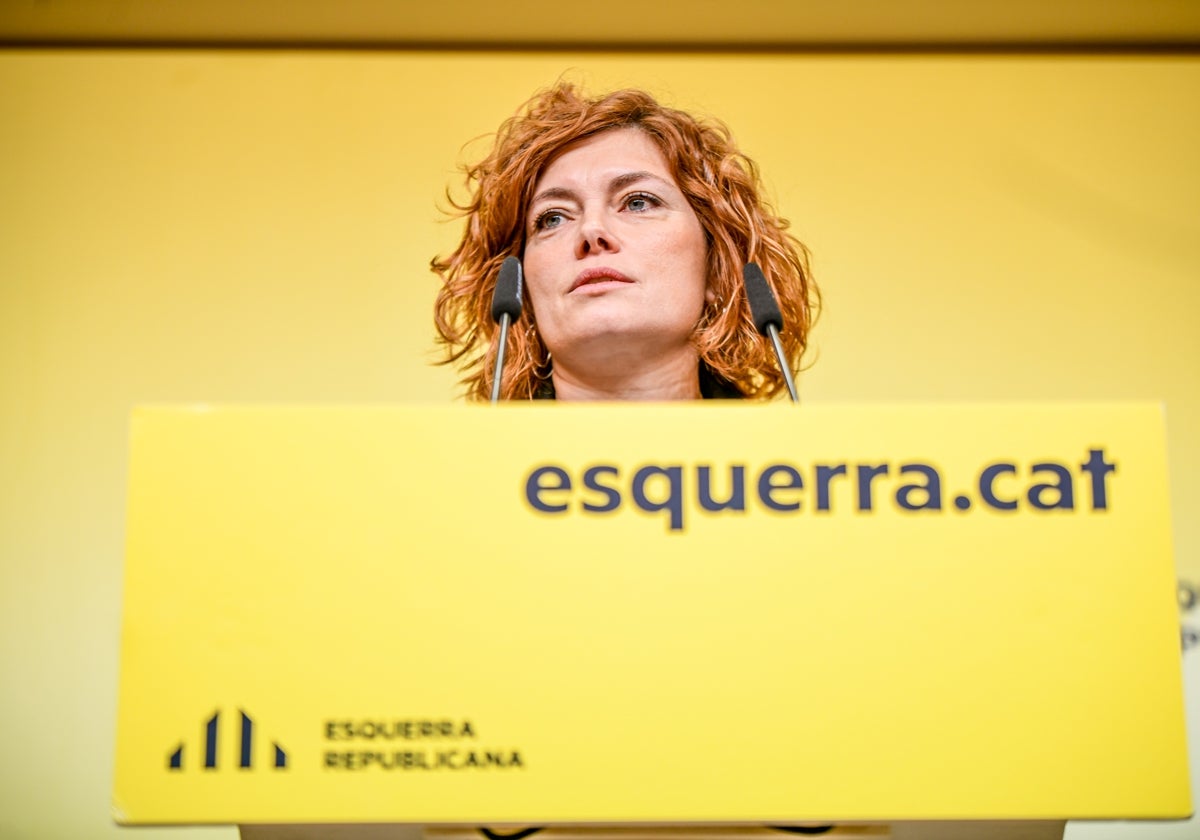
left=743, top=262, right=799, bottom=404
left=490, top=256, right=524, bottom=403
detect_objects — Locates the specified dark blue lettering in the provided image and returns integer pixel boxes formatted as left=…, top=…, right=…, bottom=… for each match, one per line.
left=582, top=465, right=621, bottom=513
left=1028, top=462, right=1075, bottom=510
left=525, top=466, right=571, bottom=513
left=697, top=465, right=746, bottom=512
left=1080, top=448, right=1116, bottom=510
left=632, top=465, right=684, bottom=531
left=979, top=463, right=1018, bottom=511
left=757, top=465, right=803, bottom=512
left=856, top=463, right=889, bottom=511
left=896, top=463, right=942, bottom=511
left=815, top=464, right=847, bottom=511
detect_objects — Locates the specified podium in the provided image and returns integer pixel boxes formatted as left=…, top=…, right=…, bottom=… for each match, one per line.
left=112, top=404, right=1190, bottom=839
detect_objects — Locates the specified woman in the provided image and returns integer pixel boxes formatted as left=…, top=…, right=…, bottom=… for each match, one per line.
left=431, top=87, right=829, bottom=840
left=433, top=82, right=818, bottom=401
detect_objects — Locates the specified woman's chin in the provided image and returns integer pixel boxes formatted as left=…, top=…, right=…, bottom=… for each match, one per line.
left=553, top=327, right=699, bottom=373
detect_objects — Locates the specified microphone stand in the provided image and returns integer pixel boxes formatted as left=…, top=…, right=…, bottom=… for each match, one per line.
left=489, top=257, right=524, bottom=404
left=490, top=311, right=513, bottom=404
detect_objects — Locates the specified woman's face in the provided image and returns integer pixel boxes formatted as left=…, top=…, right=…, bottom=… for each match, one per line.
left=522, top=128, right=710, bottom=367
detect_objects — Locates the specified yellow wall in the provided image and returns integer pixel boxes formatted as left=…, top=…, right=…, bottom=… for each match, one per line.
left=1, top=50, right=1198, bottom=838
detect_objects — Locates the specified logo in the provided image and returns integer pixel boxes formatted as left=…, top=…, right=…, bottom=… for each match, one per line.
left=523, top=448, right=1117, bottom=532
left=167, top=708, right=288, bottom=771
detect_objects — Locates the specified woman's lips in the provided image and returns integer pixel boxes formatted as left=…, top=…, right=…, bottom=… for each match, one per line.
left=569, top=267, right=634, bottom=293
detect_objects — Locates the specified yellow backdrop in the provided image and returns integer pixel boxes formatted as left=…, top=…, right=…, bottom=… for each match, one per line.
left=1, top=50, right=1197, bottom=839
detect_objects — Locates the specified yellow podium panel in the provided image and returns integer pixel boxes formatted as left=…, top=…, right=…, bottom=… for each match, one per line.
left=113, top=404, right=1188, bottom=824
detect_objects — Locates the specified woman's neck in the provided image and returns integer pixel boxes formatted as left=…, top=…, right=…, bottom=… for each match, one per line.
left=548, top=347, right=702, bottom=402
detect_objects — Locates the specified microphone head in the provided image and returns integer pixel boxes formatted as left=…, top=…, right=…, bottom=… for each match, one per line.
left=491, top=256, right=524, bottom=323
left=743, top=262, right=783, bottom=334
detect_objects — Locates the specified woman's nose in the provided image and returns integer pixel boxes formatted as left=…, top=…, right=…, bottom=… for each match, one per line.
left=576, top=210, right=619, bottom=258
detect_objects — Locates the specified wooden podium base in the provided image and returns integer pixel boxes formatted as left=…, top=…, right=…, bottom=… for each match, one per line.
left=241, top=821, right=1065, bottom=840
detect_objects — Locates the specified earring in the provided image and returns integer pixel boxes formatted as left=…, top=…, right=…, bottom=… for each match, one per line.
left=698, top=293, right=729, bottom=329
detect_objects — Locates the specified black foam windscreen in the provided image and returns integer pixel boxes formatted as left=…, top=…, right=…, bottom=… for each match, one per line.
left=743, top=262, right=783, bottom=334
left=491, top=256, right=524, bottom=323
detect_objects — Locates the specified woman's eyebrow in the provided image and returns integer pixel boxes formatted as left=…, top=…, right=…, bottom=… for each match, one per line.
left=608, top=170, right=663, bottom=192
left=529, top=186, right=578, bottom=206
left=529, top=171, right=669, bottom=209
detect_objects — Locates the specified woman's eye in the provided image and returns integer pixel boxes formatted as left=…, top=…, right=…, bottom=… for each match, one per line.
left=625, top=193, right=659, bottom=212
left=534, top=210, right=566, bottom=231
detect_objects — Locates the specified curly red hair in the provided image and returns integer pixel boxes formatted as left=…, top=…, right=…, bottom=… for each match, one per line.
left=432, top=82, right=818, bottom=400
